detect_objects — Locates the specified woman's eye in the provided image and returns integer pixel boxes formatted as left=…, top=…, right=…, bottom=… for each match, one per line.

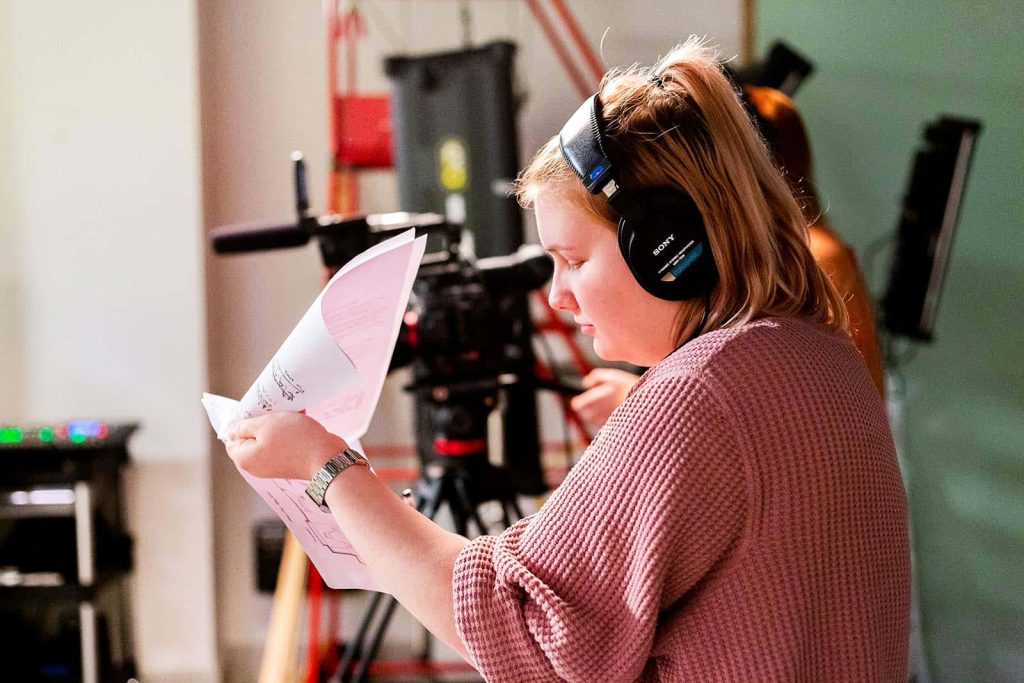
left=566, top=260, right=584, bottom=271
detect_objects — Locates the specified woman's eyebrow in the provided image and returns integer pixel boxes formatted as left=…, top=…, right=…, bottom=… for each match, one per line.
left=543, top=243, right=575, bottom=253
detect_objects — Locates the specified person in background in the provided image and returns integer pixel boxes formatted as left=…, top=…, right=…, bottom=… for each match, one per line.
left=224, top=38, right=910, bottom=681
left=571, top=84, right=886, bottom=428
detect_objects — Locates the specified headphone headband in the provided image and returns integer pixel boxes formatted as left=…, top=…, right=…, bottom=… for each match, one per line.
left=558, top=95, right=616, bottom=195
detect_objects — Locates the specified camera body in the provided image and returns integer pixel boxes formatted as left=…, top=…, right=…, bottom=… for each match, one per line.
left=402, top=239, right=552, bottom=495
left=411, top=260, right=514, bottom=385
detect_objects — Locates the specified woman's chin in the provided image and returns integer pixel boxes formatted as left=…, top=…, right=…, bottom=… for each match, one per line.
left=592, top=338, right=619, bottom=363
left=593, top=336, right=659, bottom=366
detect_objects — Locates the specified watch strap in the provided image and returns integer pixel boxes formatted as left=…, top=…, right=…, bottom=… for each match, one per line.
left=305, top=448, right=373, bottom=511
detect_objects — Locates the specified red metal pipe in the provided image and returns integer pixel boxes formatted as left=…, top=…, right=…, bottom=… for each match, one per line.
left=304, top=563, right=323, bottom=683
left=325, top=0, right=339, bottom=213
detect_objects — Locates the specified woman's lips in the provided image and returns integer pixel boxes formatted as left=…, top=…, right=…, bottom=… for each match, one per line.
left=579, top=323, right=595, bottom=335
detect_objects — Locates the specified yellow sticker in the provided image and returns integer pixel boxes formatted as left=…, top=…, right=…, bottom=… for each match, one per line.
left=439, top=138, right=468, bottom=191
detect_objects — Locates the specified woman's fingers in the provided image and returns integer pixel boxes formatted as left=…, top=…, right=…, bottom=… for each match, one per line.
left=222, top=412, right=348, bottom=480
left=228, top=415, right=270, bottom=441
left=569, top=390, right=591, bottom=413
left=225, top=436, right=258, bottom=468
left=571, top=384, right=613, bottom=423
left=581, top=367, right=626, bottom=389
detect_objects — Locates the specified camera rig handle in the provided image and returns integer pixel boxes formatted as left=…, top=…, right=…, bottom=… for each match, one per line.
left=209, top=152, right=455, bottom=268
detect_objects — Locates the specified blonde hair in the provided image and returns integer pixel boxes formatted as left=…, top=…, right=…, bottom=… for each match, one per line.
left=516, top=37, right=848, bottom=343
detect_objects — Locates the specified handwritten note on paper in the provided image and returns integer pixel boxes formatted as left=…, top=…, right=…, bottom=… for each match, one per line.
left=201, top=229, right=427, bottom=590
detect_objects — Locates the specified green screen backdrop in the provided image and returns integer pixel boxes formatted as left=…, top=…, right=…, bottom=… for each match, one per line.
left=757, top=2, right=1023, bottom=680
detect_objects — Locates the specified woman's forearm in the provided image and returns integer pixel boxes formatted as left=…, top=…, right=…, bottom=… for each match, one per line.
left=323, top=466, right=472, bottom=661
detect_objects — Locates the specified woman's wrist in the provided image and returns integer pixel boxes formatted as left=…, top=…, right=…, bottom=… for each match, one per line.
left=307, top=435, right=350, bottom=480
left=322, top=461, right=379, bottom=509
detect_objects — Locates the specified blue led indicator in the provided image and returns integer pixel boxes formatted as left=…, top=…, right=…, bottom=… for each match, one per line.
left=68, top=420, right=102, bottom=440
left=588, top=164, right=606, bottom=181
left=671, top=242, right=704, bottom=277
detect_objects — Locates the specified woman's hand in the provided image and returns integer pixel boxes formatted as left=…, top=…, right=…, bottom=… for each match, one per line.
left=225, top=412, right=347, bottom=480
left=570, top=368, right=641, bottom=427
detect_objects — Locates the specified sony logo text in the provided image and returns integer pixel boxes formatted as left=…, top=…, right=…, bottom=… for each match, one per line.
left=653, top=235, right=675, bottom=256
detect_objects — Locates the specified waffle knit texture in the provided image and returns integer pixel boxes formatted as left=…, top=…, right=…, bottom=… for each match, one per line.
left=452, top=317, right=910, bottom=682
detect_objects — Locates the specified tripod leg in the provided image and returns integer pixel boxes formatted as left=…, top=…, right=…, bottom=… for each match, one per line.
left=417, top=480, right=443, bottom=520
left=334, top=590, right=387, bottom=683
left=453, top=476, right=488, bottom=536
left=331, top=478, right=447, bottom=682
left=499, top=502, right=515, bottom=528
left=507, top=496, right=524, bottom=522
left=450, top=503, right=471, bottom=537
left=420, top=620, right=433, bottom=666
left=351, top=596, right=402, bottom=682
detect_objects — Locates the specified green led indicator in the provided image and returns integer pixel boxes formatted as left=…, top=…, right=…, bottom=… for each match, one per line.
left=0, top=428, right=23, bottom=444
left=38, top=427, right=54, bottom=442
left=69, top=432, right=87, bottom=444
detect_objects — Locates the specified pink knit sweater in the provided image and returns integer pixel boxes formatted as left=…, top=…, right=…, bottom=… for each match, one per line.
left=453, top=317, right=910, bottom=682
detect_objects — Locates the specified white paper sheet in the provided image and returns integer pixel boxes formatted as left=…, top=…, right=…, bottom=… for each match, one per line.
left=201, top=229, right=427, bottom=590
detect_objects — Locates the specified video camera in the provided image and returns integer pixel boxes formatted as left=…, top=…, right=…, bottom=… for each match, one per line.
left=211, top=154, right=553, bottom=495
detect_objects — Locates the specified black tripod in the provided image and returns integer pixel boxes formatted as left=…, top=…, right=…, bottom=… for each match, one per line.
left=329, top=452, right=523, bottom=683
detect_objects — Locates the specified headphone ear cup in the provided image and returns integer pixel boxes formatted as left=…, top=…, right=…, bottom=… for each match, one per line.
left=617, top=214, right=638, bottom=280
left=616, top=188, right=717, bottom=301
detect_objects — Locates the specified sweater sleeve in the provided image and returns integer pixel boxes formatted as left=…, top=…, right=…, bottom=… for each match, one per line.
left=452, top=374, right=749, bottom=682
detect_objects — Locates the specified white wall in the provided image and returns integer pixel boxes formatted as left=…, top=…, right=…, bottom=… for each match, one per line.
left=0, top=1, right=21, bottom=419
left=200, top=2, right=741, bottom=680
left=198, top=2, right=331, bottom=677
left=2, top=1, right=217, bottom=681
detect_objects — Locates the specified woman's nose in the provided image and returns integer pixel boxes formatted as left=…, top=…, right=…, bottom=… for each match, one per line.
left=548, top=273, right=577, bottom=312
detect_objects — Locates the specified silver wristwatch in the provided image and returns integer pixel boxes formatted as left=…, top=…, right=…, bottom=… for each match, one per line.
left=305, top=448, right=374, bottom=511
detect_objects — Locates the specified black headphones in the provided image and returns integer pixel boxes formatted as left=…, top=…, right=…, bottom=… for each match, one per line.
left=558, top=94, right=718, bottom=301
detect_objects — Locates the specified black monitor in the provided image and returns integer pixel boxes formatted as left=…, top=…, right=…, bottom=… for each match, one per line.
left=882, top=116, right=982, bottom=341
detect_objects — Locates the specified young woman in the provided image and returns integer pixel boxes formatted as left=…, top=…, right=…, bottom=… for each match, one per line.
left=571, top=83, right=887, bottom=428
left=226, top=38, right=910, bottom=681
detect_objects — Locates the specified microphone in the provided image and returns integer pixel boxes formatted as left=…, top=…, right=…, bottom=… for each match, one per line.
left=210, top=219, right=311, bottom=254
